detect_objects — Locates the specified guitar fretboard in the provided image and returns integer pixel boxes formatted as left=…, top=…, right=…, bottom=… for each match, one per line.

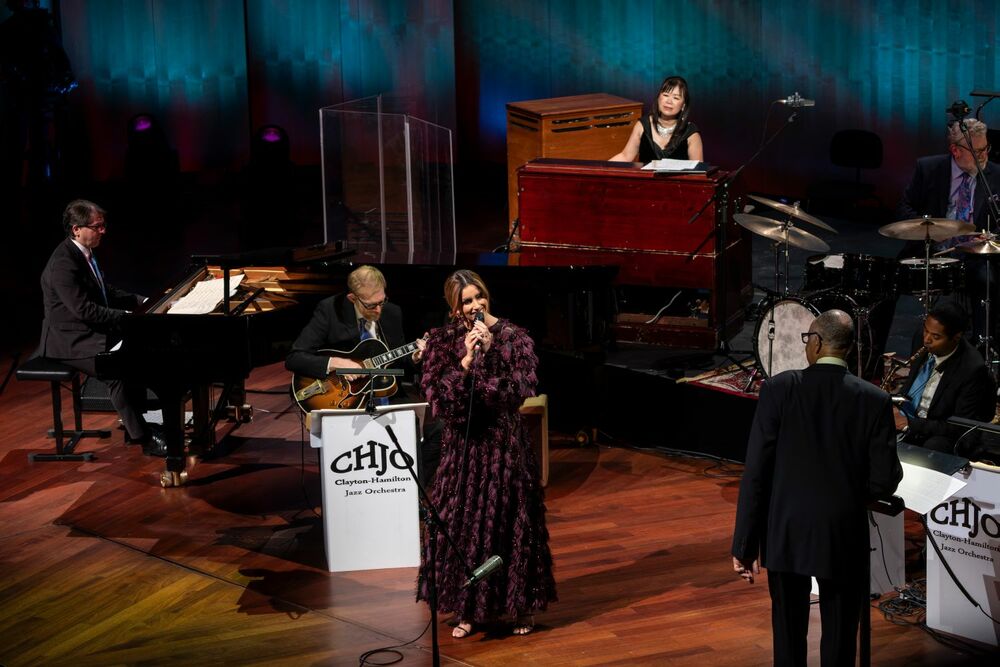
left=371, top=342, right=419, bottom=368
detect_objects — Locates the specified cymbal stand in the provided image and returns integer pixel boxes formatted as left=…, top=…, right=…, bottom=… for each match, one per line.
left=979, top=229, right=996, bottom=377
left=762, top=228, right=793, bottom=379
left=921, top=222, right=932, bottom=317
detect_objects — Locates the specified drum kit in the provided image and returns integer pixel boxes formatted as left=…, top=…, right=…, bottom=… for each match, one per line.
left=736, top=198, right=995, bottom=383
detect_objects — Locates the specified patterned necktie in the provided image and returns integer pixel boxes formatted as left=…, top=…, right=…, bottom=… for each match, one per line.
left=954, top=172, right=972, bottom=222
left=88, top=253, right=107, bottom=304
left=359, top=318, right=376, bottom=341
left=904, top=355, right=936, bottom=418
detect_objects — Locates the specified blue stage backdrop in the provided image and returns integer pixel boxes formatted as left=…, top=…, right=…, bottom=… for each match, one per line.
left=58, top=0, right=456, bottom=179
left=53, top=0, right=1000, bottom=204
left=455, top=0, right=1000, bottom=202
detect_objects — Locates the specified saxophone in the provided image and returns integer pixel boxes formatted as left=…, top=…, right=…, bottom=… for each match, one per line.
left=880, top=346, right=926, bottom=392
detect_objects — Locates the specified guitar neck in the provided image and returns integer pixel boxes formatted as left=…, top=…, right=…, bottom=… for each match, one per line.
left=370, top=341, right=419, bottom=368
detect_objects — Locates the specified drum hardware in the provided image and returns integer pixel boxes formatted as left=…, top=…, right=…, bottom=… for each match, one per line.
left=956, top=232, right=1000, bottom=376
left=879, top=216, right=976, bottom=316
left=735, top=207, right=834, bottom=384
left=734, top=213, right=830, bottom=298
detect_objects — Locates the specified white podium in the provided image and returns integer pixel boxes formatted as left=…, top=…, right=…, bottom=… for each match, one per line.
left=926, top=463, right=1000, bottom=646
left=310, top=403, right=427, bottom=572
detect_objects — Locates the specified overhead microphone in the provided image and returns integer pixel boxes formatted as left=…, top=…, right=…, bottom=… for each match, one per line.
left=946, top=99, right=971, bottom=118
left=777, top=92, right=815, bottom=108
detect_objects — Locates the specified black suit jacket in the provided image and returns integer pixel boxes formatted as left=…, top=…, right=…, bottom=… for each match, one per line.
left=897, top=154, right=1000, bottom=229
left=284, top=293, right=406, bottom=379
left=37, top=237, right=142, bottom=360
left=899, top=337, right=996, bottom=442
left=731, top=363, right=902, bottom=580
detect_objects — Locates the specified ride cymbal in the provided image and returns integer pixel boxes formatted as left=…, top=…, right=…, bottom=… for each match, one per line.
left=878, top=217, right=975, bottom=241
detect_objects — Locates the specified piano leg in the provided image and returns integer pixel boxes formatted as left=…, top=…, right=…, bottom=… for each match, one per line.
left=158, top=389, right=189, bottom=488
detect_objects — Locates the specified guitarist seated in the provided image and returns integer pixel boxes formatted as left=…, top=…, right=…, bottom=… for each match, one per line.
left=285, top=266, right=440, bottom=481
left=286, top=265, right=423, bottom=381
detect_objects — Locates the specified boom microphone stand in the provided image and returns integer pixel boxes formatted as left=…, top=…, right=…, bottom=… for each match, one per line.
left=382, top=422, right=501, bottom=667
left=687, top=105, right=803, bottom=363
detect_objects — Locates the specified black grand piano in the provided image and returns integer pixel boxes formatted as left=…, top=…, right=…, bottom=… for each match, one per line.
left=96, top=245, right=348, bottom=487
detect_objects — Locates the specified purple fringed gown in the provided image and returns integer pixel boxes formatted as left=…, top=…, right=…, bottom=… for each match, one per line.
left=416, top=318, right=557, bottom=623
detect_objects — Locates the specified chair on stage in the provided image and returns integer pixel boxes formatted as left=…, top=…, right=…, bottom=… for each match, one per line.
left=16, top=356, right=110, bottom=461
left=520, top=394, right=549, bottom=487
left=807, top=129, right=885, bottom=221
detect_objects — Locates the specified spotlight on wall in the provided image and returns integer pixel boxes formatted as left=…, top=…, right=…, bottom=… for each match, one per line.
left=124, top=113, right=178, bottom=185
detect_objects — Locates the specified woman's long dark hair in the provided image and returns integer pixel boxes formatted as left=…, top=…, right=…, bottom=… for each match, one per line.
left=651, top=75, right=691, bottom=156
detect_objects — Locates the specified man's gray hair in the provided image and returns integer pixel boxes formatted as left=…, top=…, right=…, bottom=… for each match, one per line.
left=812, top=309, right=854, bottom=352
left=947, top=118, right=988, bottom=144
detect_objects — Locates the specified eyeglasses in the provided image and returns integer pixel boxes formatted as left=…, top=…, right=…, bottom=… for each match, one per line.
left=954, top=143, right=991, bottom=159
left=354, top=294, right=388, bottom=310
left=80, top=222, right=107, bottom=231
left=800, top=331, right=823, bottom=345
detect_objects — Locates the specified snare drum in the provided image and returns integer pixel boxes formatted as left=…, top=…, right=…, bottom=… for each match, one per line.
left=897, top=257, right=964, bottom=296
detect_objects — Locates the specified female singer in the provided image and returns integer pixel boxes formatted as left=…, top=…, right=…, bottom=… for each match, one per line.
left=609, top=75, right=703, bottom=163
left=416, top=270, right=556, bottom=637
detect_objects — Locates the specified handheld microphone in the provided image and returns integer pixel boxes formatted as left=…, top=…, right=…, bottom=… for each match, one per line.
left=947, top=99, right=971, bottom=118
left=472, top=310, right=485, bottom=356
left=777, top=92, right=815, bottom=108
left=462, top=555, right=503, bottom=588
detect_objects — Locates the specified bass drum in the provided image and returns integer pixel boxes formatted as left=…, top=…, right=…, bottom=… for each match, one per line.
left=754, top=298, right=818, bottom=378
left=754, top=294, right=876, bottom=379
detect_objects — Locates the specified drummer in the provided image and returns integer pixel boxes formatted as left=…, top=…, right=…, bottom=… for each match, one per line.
left=897, top=118, right=1000, bottom=336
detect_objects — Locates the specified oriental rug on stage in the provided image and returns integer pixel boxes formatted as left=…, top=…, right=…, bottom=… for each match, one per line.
left=679, top=361, right=761, bottom=398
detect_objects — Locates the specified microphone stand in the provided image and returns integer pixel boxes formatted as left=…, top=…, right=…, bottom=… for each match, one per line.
left=687, top=109, right=801, bottom=362
left=494, top=218, right=521, bottom=253
left=383, top=423, right=480, bottom=667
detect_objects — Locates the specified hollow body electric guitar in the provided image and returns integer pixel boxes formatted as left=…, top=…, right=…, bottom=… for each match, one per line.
left=291, top=338, right=420, bottom=413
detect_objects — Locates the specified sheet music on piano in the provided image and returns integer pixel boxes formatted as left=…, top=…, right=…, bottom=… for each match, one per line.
left=168, top=274, right=245, bottom=314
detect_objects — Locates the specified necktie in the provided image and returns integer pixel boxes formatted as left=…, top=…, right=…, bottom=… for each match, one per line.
left=954, top=172, right=972, bottom=223
left=88, top=253, right=107, bottom=304
left=937, top=173, right=975, bottom=253
left=904, top=355, right=936, bottom=418
left=359, top=318, right=376, bottom=341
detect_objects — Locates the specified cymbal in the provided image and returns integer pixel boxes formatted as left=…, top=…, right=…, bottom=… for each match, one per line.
left=878, top=217, right=976, bottom=241
left=733, top=214, right=830, bottom=252
left=747, top=195, right=838, bottom=233
left=956, top=234, right=1000, bottom=255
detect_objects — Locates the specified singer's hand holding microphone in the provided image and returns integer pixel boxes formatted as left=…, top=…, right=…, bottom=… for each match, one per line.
left=461, top=311, right=492, bottom=370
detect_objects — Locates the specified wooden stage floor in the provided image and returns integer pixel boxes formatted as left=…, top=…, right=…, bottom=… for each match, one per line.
left=0, top=361, right=994, bottom=666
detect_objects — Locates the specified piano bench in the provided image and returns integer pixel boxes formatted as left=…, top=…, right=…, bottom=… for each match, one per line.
left=16, top=357, right=110, bottom=462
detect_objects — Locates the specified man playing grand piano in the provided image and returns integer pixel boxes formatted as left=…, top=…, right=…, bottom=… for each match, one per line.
left=35, top=199, right=163, bottom=451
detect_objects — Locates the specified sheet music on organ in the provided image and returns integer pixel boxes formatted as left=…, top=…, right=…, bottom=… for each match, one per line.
left=641, top=158, right=708, bottom=173
left=168, top=274, right=245, bottom=314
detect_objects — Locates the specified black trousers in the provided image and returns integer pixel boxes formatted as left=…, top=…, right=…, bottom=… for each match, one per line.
left=56, top=355, right=149, bottom=441
left=767, top=570, right=863, bottom=667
